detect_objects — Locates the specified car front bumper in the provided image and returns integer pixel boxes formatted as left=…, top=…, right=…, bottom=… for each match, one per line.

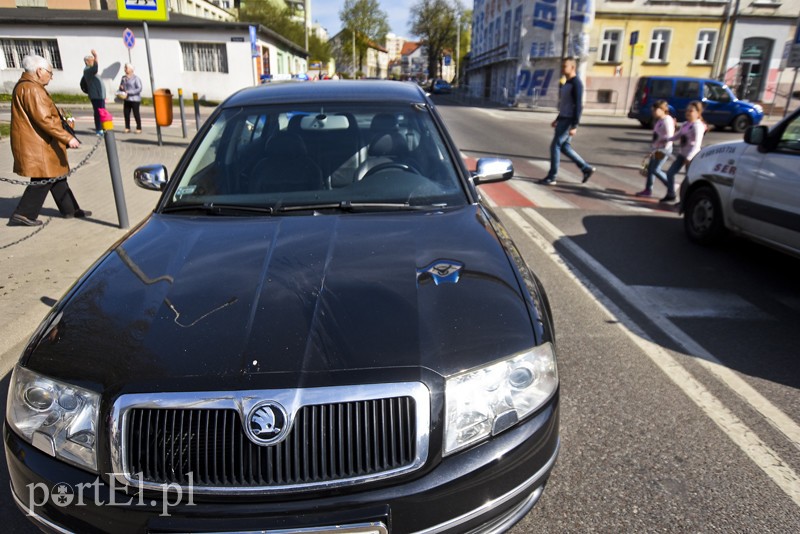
left=5, top=397, right=559, bottom=534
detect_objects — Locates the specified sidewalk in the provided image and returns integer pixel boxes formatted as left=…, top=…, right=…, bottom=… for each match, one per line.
left=0, top=123, right=192, bottom=374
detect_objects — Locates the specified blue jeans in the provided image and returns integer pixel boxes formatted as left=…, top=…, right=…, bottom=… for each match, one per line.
left=645, top=148, right=672, bottom=191
left=547, top=118, right=589, bottom=179
left=664, top=154, right=687, bottom=197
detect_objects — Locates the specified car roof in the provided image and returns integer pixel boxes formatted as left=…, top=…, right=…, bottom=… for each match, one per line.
left=222, top=80, right=429, bottom=108
left=643, top=76, right=718, bottom=83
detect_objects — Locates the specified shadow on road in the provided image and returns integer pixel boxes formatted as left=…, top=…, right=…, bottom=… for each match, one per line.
left=557, top=213, right=800, bottom=390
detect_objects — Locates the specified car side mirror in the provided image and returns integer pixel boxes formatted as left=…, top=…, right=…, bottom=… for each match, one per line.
left=472, top=158, right=514, bottom=185
left=134, top=164, right=168, bottom=191
left=744, top=125, right=767, bottom=146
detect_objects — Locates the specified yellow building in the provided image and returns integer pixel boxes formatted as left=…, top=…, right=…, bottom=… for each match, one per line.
left=586, top=2, right=728, bottom=113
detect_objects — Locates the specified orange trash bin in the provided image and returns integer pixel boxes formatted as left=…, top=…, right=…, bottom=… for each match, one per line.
left=153, top=89, right=174, bottom=127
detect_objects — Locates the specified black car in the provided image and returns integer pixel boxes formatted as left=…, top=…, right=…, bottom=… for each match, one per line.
left=5, top=81, right=559, bottom=533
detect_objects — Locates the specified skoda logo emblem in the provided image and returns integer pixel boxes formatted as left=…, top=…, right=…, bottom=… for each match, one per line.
left=245, top=401, right=289, bottom=446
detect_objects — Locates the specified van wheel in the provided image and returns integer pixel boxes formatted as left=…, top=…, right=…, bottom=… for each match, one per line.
left=639, top=119, right=651, bottom=129
left=731, top=114, right=751, bottom=133
left=683, top=186, right=726, bottom=244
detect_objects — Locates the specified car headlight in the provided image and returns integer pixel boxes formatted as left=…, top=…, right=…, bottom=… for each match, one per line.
left=754, top=104, right=763, bottom=114
left=6, top=365, right=100, bottom=472
left=444, top=342, right=558, bottom=455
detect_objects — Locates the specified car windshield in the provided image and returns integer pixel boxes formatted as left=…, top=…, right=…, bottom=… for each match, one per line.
left=165, top=102, right=469, bottom=212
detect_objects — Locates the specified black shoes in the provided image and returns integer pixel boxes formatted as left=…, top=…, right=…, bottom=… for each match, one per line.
left=582, top=166, right=596, bottom=183
left=659, top=195, right=677, bottom=203
left=64, top=209, right=92, bottom=219
left=9, top=214, right=43, bottom=226
left=539, top=176, right=557, bottom=186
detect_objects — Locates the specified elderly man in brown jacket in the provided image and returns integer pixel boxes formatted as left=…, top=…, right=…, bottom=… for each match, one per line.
left=9, top=54, right=89, bottom=226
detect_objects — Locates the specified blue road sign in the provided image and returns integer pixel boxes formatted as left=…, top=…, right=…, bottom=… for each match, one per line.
left=444, top=54, right=451, bottom=66
left=630, top=31, right=639, bottom=46
left=249, top=25, right=258, bottom=58
left=123, top=28, right=135, bottom=49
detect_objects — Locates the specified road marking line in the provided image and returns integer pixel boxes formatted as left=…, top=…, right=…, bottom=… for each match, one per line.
left=505, top=207, right=800, bottom=507
left=509, top=179, right=575, bottom=209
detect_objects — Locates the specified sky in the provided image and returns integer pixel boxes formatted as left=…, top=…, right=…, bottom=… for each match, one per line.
left=311, top=0, right=416, bottom=39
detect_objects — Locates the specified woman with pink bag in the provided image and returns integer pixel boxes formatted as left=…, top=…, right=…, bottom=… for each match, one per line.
left=635, top=100, right=675, bottom=198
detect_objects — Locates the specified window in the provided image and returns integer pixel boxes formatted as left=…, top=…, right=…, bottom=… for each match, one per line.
left=600, top=30, right=622, bottom=62
left=648, top=29, right=671, bottom=62
left=777, top=115, right=800, bottom=154
left=181, top=42, right=228, bottom=73
left=694, top=31, right=717, bottom=63
left=512, top=6, right=522, bottom=57
left=1, top=38, right=62, bottom=70
left=675, top=81, right=700, bottom=98
left=704, top=83, right=731, bottom=102
left=651, top=79, right=673, bottom=98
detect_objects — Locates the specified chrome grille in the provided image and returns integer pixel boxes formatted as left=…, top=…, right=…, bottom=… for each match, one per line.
left=119, top=390, right=425, bottom=492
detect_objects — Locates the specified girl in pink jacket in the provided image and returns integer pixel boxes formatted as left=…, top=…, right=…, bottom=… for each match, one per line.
left=636, top=100, right=675, bottom=197
left=661, top=101, right=706, bottom=203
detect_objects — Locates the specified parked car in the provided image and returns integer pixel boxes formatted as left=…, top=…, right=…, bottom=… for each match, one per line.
left=5, top=81, right=560, bottom=533
left=430, top=78, right=452, bottom=94
left=628, top=76, right=764, bottom=132
left=680, top=106, right=800, bottom=257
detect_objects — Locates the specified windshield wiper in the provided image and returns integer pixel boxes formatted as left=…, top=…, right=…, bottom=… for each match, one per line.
left=161, top=203, right=274, bottom=215
left=277, top=201, right=440, bottom=213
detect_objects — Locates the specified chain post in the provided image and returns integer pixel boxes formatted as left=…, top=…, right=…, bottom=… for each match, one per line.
left=102, top=122, right=129, bottom=229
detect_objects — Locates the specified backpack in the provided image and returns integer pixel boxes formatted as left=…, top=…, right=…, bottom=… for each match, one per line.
left=80, top=76, right=88, bottom=94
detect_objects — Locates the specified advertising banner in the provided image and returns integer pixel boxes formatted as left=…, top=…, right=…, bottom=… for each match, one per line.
left=517, top=0, right=594, bottom=107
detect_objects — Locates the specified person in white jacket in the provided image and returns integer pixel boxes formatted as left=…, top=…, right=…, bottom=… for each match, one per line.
left=661, top=101, right=706, bottom=203
left=636, top=100, right=675, bottom=197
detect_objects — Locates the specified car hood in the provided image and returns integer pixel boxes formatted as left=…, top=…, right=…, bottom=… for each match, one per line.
left=26, top=206, right=537, bottom=390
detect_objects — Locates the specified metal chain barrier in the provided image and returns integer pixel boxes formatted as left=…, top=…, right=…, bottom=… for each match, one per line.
left=0, top=216, right=51, bottom=250
left=0, top=135, right=104, bottom=187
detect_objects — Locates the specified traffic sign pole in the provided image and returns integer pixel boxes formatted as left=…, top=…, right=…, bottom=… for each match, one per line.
left=142, top=21, right=162, bottom=146
left=123, top=28, right=135, bottom=64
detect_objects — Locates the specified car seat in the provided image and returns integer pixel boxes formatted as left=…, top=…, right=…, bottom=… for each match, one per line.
left=251, top=132, right=324, bottom=193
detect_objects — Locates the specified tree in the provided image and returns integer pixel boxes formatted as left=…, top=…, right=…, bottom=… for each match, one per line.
left=410, top=0, right=459, bottom=81
left=339, top=0, right=390, bottom=75
left=240, top=2, right=331, bottom=66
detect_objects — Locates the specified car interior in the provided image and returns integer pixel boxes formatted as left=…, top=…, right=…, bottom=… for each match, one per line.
left=172, top=103, right=467, bottom=210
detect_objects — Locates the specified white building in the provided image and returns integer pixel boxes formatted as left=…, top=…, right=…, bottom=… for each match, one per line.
left=385, top=33, right=406, bottom=62
left=0, top=8, right=309, bottom=102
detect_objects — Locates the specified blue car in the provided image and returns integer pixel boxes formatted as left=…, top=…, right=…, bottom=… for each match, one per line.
left=430, top=78, right=452, bottom=94
left=628, top=76, right=763, bottom=132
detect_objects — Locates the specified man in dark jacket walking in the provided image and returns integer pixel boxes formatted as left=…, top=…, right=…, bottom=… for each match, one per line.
left=9, top=55, right=89, bottom=226
left=540, top=57, right=595, bottom=186
left=83, top=49, right=106, bottom=135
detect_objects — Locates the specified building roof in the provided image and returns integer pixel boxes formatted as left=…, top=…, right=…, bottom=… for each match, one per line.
left=0, top=8, right=308, bottom=57
left=400, top=42, right=422, bottom=56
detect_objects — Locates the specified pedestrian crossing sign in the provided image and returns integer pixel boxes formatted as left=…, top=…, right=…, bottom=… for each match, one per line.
left=116, top=0, right=169, bottom=22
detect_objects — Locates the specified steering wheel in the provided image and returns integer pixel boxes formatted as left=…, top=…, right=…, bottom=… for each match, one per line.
left=361, top=162, right=421, bottom=180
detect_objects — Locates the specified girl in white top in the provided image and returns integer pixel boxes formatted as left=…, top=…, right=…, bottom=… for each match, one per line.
left=661, top=101, right=706, bottom=202
left=636, top=100, right=675, bottom=197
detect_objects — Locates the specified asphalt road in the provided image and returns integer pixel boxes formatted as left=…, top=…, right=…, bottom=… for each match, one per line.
left=434, top=98, right=800, bottom=531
